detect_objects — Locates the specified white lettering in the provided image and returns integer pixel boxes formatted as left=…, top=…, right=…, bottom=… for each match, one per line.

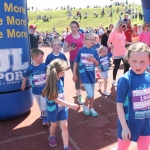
left=0, top=49, right=10, bottom=72
left=11, top=48, right=29, bottom=71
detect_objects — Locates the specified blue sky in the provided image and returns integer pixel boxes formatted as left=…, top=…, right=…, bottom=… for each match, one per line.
left=27, top=0, right=141, bottom=10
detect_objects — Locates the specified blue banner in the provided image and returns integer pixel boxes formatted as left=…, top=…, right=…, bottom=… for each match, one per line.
left=0, top=0, right=31, bottom=92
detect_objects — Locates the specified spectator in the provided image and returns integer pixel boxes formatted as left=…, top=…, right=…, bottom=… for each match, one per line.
left=107, top=20, right=132, bottom=86
left=29, top=24, right=43, bottom=50
left=63, top=21, right=85, bottom=104
left=138, top=22, right=150, bottom=47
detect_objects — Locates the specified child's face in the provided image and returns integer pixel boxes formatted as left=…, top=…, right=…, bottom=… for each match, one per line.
left=52, top=41, right=61, bottom=52
left=128, top=51, right=150, bottom=74
left=100, top=48, right=108, bottom=56
left=33, top=54, right=44, bottom=64
left=85, top=35, right=95, bottom=47
left=95, top=36, right=99, bottom=44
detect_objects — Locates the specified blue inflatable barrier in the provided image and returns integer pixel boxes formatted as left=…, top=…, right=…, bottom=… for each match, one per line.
left=141, top=0, right=150, bottom=23
left=0, top=0, right=33, bottom=120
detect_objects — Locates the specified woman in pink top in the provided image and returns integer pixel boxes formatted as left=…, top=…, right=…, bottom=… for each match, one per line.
left=107, top=20, right=132, bottom=86
left=64, top=21, right=84, bottom=104
left=138, top=22, right=150, bottom=46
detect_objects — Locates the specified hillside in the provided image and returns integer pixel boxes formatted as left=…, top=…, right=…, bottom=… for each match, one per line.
left=28, top=4, right=143, bottom=33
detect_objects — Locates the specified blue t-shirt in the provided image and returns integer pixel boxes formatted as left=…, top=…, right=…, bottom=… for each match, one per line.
left=91, top=43, right=100, bottom=50
left=75, top=47, right=99, bottom=84
left=99, top=53, right=112, bottom=72
left=46, top=79, right=68, bottom=122
left=45, top=52, right=67, bottom=66
left=45, top=52, right=67, bottom=86
left=116, top=70, right=150, bottom=142
left=23, top=63, right=46, bottom=94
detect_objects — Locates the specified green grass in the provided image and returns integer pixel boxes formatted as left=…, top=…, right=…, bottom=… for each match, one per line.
left=28, top=4, right=143, bottom=33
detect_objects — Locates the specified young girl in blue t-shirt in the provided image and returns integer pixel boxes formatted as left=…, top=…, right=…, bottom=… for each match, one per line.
left=42, top=59, right=79, bottom=150
left=45, top=39, right=68, bottom=86
left=73, top=33, right=99, bottom=117
left=116, top=42, right=150, bottom=150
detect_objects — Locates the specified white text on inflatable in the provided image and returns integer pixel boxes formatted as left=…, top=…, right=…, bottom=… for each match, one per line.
left=0, top=48, right=29, bottom=83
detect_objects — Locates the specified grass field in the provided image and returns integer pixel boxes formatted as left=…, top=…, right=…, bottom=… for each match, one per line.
left=28, top=4, right=143, bottom=33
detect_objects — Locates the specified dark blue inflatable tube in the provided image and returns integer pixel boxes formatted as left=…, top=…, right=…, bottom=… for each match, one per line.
left=141, top=0, right=150, bottom=22
left=0, top=0, right=33, bottom=120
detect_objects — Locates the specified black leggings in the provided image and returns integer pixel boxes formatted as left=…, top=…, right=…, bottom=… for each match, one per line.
left=113, top=58, right=130, bottom=80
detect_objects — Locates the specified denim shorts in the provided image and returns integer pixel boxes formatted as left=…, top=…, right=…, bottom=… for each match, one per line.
left=83, top=83, right=95, bottom=99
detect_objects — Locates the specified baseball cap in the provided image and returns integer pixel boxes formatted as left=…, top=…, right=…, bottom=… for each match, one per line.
left=29, top=24, right=37, bottom=29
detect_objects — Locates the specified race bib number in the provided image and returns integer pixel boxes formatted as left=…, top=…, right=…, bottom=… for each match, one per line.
left=81, top=53, right=94, bottom=66
left=33, top=74, right=46, bottom=86
left=58, top=93, right=65, bottom=107
left=132, top=88, right=150, bottom=111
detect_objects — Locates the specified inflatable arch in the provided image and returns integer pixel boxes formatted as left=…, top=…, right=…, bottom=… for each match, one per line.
left=0, top=0, right=33, bottom=120
left=141, top=0, right=150, bottom=22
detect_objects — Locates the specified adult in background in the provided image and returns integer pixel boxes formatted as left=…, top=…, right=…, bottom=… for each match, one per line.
left=107, top=20, right=132, bottom=86
left=101, top=30, right=111, bottom=53
left=29, top=24, right=43, bottom=50
left=138, top=22, right=150, bottom=47
left=63, top=21, right=84, bottom=104
left=124, top=19, right=133, bottom=44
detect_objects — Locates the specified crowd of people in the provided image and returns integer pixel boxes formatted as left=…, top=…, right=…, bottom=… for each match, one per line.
left=27, top=10, right=150, bottom=149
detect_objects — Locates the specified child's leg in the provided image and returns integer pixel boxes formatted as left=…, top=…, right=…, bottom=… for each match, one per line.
left=103, top=79, right=107, bottom=92
left=117, top=138, right=130, bottom=150
left=137, top=136, right=150, bottom=150
left=40, top=95, right=46, bottom=113
left=89, top=97, right=94, bottom=109
left=34, top=95, right=42, bottom=111
left=60, top=120, right=69, bottom=148
left=50, top=122, right=57, bottom=136
left=84, top=97, right=89, bottom=106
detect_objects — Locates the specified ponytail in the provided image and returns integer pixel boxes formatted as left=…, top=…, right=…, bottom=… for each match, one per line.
left=42, top=59, right=67, bottom=100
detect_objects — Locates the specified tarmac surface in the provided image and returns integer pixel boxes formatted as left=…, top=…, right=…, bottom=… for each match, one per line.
left=0, top=47, right=149, bottom=150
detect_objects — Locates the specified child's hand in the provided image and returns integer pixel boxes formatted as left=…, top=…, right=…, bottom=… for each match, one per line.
left=121, top=127, right=131, bottom=141
left=70, top=103, right=79, bottom=110
left=72, top=75, right=77, bottom=82
left=97, top=68, right=102, bottom=72
left=21, top=83, right=26, bottom=91
left=86, top=56, right=96, bottom=63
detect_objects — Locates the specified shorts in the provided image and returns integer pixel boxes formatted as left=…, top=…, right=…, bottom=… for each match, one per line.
left=83, top=83, right=95, bottom=99
left=99, top=71, right=108, bottom=79
left=47, top=106, right=68, bottom=123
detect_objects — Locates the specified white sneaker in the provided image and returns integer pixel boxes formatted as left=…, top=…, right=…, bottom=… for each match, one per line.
left=77, top=95, right=84, bottom=105
left=103, top=91, right=110, bottom=96
left=112, top=80, right=117, bottom=87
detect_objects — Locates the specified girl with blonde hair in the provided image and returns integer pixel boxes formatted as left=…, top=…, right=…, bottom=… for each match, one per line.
left=42, top=59, right=79, bottom=150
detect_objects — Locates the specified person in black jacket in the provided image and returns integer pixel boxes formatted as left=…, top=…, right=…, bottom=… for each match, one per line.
left=101, top=30, right=111, bottom=47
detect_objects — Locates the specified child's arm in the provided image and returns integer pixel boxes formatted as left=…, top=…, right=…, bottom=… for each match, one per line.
left=72, top=62, right=78, bottom=82
left=116, top=76, right=132, bottom=141
left=54, top=98, right=79, bottom=110
left=87, top=56, right=99, bottom=66
left=21, top=77, right=27, bottom=91
left=117, top=103, right=131, bottom=141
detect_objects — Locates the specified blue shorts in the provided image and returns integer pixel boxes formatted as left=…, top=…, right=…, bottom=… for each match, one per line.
left=83, top=83, right=95, bottom=99
left=47, top=106, right=68, bottom=123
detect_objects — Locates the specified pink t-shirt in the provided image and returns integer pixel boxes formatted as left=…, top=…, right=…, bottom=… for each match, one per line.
left=65, top=33, right=84, bottom=60
left=138, top=31, right=150, bottom=46
left=108, top=30, right=126, bottom=57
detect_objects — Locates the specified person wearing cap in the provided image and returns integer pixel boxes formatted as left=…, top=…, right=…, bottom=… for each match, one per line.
left=29, top=24, right=43, bottom=50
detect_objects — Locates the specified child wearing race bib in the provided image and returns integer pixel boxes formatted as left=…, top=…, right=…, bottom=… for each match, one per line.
left=97, top=46, right=112, bottom=96
left=42, top=59, right=79, bottom=150
left=45, top=39, right=68, bottom=86
left=73, top=33, right=99, bottom=117
left=116, top=42, right=150, bottom=150
left=21, top=48, right=49, bottom=125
